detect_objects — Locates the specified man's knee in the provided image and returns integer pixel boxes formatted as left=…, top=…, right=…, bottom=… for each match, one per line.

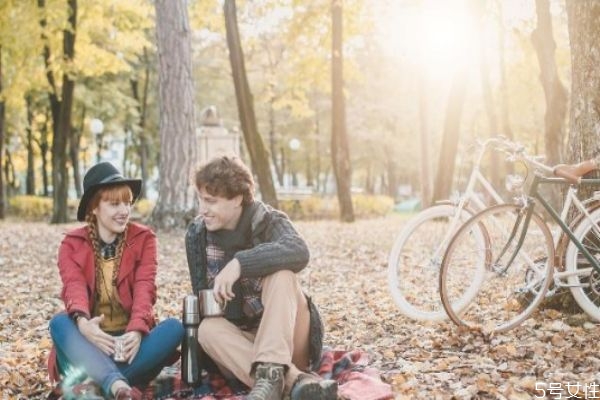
left=263, top=269, right=296, bottom=287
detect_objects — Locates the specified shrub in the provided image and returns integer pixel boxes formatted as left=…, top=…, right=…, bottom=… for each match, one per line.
left=134, top=198, right=155, bottom=220
left=278, top=194, right=393, bottom=220
left=352, top=194, right=394, bottom=218
left=8, top=195, right=53, bottom=221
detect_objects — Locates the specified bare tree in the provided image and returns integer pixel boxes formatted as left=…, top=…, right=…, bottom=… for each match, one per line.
left=38, top=0, right=77, bottom=223
left=495, top=0, right=513, bottom=142
left=25, top=95, right=36, bottom=195
left=418, top=75, right=431, bottom=207
left=151, top=0, right=197, bottom=228
left=532, top=0, right=568, bottom=166
left=331, top=0, right=354, bottom=222
left=224, top=0, right=278, bottom=207
left=432, top=67, right=469, bottom=202
left=69, top=106, right=85, bottom=197
left=474, top=1, right=500, bottom=188
left=131, top=47, right=152, bottom=199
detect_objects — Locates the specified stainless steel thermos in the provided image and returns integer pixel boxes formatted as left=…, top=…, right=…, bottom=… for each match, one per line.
left=181, top=294, right=201, bottom=385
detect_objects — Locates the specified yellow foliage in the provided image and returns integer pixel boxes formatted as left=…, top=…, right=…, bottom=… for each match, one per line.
left=279, top=194, right=393, bottom=220
left=133, top=198, right=155, bottom=219
left=351, top=194, right=394, bottom=218
left=8, top=195, right=156, bottom=222
left=8, top=196, right=53, bottom=221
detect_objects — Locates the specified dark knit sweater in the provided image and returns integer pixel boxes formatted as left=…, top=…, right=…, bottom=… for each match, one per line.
left=185, top=200, right=323, bottom=369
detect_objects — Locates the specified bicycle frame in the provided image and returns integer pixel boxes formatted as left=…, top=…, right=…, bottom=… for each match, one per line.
left=499, top=173, right=600, bottom=277
left=428, top=140, right=506, bottom=263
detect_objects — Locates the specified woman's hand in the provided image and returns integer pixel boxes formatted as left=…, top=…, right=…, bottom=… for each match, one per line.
left=77, top=315, right=115, bottom=356
left=213, top=258, right=241, bottom=305
left=119, top=331, right=142, bottom=364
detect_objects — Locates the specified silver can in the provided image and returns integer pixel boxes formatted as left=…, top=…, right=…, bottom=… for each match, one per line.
left=113, top=337, right=127, bottom=362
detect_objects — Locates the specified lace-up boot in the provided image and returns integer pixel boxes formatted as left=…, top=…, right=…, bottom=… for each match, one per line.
left=246, top=362, right=285, bottom=400
left=290, top=373, right=338, bottom=400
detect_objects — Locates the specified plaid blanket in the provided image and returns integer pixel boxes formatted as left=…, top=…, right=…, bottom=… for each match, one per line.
left=145, top=349, right=393, bottom=400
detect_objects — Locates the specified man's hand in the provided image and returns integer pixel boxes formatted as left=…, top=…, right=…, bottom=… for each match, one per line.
left=213, top=258, right=241, bottom=305
left=118, top=331, right=143, bottom=364
left=77, top=315, right=115, bottom=355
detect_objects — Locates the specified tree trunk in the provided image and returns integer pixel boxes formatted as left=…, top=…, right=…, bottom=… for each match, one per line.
left=4, top=149, right=16, bottom=196
left=364, top=162, right=373, bottom=194
left=543, top=0, right=600, bottom=314
left=39, top=109, right=50, bottom=197
left=385, top=147, right=398, bottom=200
left=565, top=0, right=600, bottom=198
left=268, top=102, right=284, bottom=186
left=532, top=0, right=568, bottom=166
left=224, top=0, right=278, bottom=207
left=131, top=47, right=151, bottom=199
left=496, top=0, right=514, bottom=175
left=331, top=0, right=354, bottom=222
left=25, top=94, right=36, bottom=195
left=474, top=1, right=500, bottom=188
left=305, top=150, right=313, bottom=187
left=496, top=1, right=513, bottom=142
left=418, top=75, right=431, bottom=207
left=38, top=0, right=77, bottom=223
left=51, top=0, right=77, bottom=223
left=432, top=68, right=468, bottom=202
left=70, top=106, right=85, bottom=197
left=0, top=45, right=4, bottom=219
left=151, top=0, right=198, bottom=229
left=314, top=110, right=322, bottom=192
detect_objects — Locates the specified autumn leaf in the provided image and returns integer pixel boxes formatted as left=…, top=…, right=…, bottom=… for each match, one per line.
left=1, top=217, right=599, bottom=399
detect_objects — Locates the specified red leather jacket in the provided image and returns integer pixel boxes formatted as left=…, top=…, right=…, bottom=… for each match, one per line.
left=47, top=222, right=158, bottom=381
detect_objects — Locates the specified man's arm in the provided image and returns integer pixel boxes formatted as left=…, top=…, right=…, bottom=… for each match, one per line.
left=235, top=210, right=310, bottom=278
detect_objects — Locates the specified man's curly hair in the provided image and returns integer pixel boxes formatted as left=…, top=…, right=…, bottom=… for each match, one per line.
left=193, top=155, right=255, bottom=204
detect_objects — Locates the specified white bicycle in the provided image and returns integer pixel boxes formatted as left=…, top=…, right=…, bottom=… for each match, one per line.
left=387, top=137, right=522, bottom=320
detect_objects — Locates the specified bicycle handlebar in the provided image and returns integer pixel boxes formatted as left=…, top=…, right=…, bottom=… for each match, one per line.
left=472, top=136, right=596, bottom=184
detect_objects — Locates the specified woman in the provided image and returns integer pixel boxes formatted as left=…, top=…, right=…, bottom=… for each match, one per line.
left=47, top=162, right=184, bottom=400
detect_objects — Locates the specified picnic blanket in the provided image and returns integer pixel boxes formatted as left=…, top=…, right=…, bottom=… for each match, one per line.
left=145, top=349, right=394, bottom=400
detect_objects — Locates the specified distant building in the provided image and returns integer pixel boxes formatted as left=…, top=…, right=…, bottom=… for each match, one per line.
left=196, top=106, right=240, bottom=164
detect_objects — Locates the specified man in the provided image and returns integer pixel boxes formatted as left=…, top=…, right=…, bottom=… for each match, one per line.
left=185, top=156, right=337, bottom=400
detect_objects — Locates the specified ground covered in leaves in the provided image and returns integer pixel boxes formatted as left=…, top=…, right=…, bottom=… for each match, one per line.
left=1, top=216, right=599, bottom=399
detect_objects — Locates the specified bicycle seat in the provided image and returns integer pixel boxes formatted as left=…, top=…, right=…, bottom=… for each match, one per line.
left=553, top=159, right=597, bottom=184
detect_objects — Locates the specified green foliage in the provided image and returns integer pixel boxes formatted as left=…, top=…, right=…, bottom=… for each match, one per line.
left=8, top=196, right=53, bottom=221
left=279, top=194, right=393, bottom=220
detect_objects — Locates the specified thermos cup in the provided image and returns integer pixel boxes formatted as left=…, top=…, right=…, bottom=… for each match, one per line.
left=198, top=289, right=225, bottom=317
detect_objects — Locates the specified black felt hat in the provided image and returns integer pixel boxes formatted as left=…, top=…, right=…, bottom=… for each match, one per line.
left=77, top=162, right=142, bottom=221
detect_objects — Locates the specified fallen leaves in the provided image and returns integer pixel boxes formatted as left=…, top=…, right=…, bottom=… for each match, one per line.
left=1, top=216, right=599, bottom=399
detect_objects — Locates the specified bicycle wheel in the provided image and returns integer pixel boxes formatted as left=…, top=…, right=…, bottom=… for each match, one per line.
left=566, top=207, right=600, bottom=321
left=387, top=204, right=476, bottom=320
left=440, top=204, right=554, bottom=332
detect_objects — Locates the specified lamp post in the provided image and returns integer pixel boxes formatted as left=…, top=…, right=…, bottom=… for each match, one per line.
left=90, top=118, right=104, bottom=163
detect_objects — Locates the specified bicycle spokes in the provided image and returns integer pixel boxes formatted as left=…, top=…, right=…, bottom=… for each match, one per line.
left=440, top=205, right=554, bottom=333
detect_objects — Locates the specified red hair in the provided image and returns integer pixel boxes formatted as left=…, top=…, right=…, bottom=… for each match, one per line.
left=86, top=185, right=133, bottom=217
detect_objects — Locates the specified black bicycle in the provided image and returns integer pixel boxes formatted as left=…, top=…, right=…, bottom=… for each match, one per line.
left=439, top=153, right=600, bottom=332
